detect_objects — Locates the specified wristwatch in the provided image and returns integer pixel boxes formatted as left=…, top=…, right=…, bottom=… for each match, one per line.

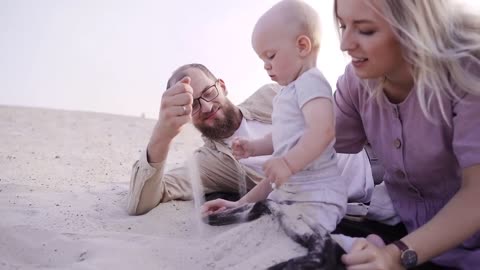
left=392, top=240, right=418, bottom=269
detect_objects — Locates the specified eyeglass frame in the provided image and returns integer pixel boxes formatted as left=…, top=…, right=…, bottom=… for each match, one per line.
left=192, top=79, right=220, bottom=115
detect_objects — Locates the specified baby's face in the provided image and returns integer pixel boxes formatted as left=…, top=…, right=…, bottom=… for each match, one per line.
left=252, top=22, right=304, bottom=86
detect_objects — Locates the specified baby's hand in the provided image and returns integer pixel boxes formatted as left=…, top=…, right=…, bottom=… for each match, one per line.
left=201, top=199, right=239, bottom=216
left=232, top=137, right=255, bottom=159
left=263, top=157, right=293, bottom=188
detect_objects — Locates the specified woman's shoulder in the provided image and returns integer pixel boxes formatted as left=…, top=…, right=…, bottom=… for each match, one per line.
left=335, top=64, right=371, bottom=106
left=337, top=64, right=364, bottom=91
left=450, top=56, right=480, bottom=100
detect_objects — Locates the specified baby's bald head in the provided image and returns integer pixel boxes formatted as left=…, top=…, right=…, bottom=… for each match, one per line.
left=252, top=0, right=321, bottom=52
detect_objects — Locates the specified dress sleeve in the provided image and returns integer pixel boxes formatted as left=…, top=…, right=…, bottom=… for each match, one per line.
left=452, top=62, right=480, bottom=168
left=334, top=64, right=367, bottom=154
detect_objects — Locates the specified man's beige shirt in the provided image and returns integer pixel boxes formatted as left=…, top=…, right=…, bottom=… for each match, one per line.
left=127, top=84, right=280, bottom=215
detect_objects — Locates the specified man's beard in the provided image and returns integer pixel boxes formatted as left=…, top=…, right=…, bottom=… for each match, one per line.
left=195, top=101, right=240, bottom=140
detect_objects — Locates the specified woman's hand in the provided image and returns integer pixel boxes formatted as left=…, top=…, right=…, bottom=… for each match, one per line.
left=342, top=237, right=403, bottom=270
left=201, top=199, right=239, bottom=216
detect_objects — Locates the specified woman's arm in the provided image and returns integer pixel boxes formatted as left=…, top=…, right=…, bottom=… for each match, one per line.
left=398, top=164, right=480, bottom=264
left=334, top=65, right=368, bottom=154
left=343, top=164, right=480, bottom=269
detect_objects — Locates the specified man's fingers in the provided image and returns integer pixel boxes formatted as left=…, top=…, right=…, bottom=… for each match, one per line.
left=160, top=76, right=192, bottom=125
left=162, top=114, right=191, bottom=131
left=162, top=92, right=194, bottom=107
left=163, top=105, right=192, bottom=118
left=164, top=108, right=191, bottom=121
left=179, top=76, right=191, bottom=85
left=164, top=78, right=193, bottom=96
left=163, top=92, right=193, bottom=106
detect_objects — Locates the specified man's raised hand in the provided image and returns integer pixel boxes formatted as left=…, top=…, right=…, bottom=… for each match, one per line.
left=157, top=76, right=194, bottom=139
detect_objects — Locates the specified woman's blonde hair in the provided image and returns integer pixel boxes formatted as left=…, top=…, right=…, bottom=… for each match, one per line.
left=337, top=0, right=480, bottom=124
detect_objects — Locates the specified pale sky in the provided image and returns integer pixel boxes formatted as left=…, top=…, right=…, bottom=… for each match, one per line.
left=0, top=0, right=477, bottom=118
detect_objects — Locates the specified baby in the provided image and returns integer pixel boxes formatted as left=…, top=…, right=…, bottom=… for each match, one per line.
left=204, top=0, right=347, bottom=238
left=238, top=0, right=347, bottom=232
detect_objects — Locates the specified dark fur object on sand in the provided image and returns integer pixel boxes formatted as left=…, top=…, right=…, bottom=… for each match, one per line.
left=204, top=200, right=346, bottom=270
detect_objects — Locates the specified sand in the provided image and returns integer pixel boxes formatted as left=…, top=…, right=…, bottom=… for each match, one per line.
left=0, top=106, right=305, bottom=270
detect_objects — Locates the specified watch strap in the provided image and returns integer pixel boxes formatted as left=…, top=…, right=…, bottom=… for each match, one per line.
left=392, top=240, right=418, bottom=269
left=392, top=240, right=409, bottom=252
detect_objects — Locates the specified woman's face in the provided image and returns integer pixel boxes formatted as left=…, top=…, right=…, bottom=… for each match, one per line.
left=335, top=0, right=407, bottom=80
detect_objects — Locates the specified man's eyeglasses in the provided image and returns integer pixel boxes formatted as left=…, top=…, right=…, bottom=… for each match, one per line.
left=192, top=80, right=220, bottom=115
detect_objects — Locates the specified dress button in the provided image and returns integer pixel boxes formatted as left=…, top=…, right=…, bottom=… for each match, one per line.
left=394, top=138, right=402, bottom=149
left=393, top=108, right=399, bottom=118
left=395, top=170, right=406, bottom=179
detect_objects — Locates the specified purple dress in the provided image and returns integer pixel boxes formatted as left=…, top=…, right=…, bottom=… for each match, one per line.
left=334, top=64, right=480, bottom=269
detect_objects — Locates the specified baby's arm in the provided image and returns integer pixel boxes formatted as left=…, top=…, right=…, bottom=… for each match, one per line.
left=232, top=133, right=273, bottom=159
left=250, top=133, right=274, bottom=156
left=282, top=97, right=335, bottom=173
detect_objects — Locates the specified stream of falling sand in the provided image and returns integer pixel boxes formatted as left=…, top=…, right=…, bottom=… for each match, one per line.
left=186, top=147, right=205, bottom=236
left=185, top=131, right=250, bottom=233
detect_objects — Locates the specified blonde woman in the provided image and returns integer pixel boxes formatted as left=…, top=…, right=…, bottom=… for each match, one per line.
left=334, top=0, right=480, bottom=269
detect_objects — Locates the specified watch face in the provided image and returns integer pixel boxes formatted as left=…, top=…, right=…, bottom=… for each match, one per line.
left=401, top=249, right=418, bottom=268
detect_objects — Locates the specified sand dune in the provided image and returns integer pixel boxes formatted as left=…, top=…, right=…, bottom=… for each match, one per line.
left=0, top=106, right=304, bottom=270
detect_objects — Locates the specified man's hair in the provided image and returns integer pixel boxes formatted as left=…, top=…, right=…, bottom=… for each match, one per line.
left=166, top=63, right=217, bottom=90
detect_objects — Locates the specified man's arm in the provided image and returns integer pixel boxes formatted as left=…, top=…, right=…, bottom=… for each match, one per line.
left=283, top=97, right=334, bottom=173
left=127, top=77, right=194, bottom=215
left=127, top=151, right=192, bottom=215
